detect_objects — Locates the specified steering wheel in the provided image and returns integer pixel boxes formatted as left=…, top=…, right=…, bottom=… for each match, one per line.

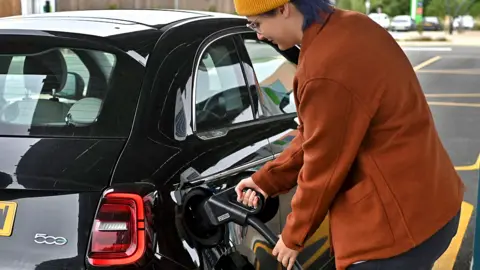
left=201, top=94, right=226, bottom=119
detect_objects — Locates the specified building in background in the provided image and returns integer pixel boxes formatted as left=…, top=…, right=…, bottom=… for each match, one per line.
left=19, top=0, right=56, bottom=15
left=1, top=0, right=21, bottom=17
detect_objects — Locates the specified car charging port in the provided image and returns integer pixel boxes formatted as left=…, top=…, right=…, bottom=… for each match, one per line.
left=180, top=186, right=303, bottom=270
left=176, top=187, right=226, bottom=248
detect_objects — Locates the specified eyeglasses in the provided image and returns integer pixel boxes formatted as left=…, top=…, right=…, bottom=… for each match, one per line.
left=246, top=17, right=262, bottom=33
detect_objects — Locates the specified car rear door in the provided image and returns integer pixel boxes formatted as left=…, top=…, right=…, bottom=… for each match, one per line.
left=0, top=30, right=144, bottom=269
left=236, top=31, right=336, bottom=269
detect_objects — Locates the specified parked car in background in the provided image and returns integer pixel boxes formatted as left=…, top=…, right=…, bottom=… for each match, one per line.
left=390, top=15, right=416, bottom=31
left=0, top=9, right=334, bottom=270
left=368, top=12, right=391, bottom=30
left=423, top=16, right=442, bottom=31
left=453, top=15, right=475, bottom=30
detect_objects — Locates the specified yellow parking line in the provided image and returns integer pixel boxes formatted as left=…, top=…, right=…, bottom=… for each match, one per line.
left=433, top=155, right=479, bottom=269
left=433, top=201, right=474, bottom=270
left=428, top=101, right=480, bottom=108
left=417, top=69, right=480, bottom=75
left=414, top=56, right=442, bottom=71
left=455, top=154, right=480, bottom=171
left=426, top=93, right=480, bottom=98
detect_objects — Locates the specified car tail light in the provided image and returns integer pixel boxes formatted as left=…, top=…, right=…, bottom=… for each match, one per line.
left=87, top=193, right=146, bottom=266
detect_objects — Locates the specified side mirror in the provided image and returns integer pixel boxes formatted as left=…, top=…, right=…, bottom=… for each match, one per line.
left=66, top=97, right=102, bottom=127
left=279, top=95, right=290, bottom=113
left=279, top=92, right=296, bottom=114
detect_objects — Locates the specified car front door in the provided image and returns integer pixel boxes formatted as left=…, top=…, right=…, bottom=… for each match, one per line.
left=237, top=31, right=336, bottom=270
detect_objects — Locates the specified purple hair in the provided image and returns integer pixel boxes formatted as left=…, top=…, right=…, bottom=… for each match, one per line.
left=263, top=0, right=334, bottom=30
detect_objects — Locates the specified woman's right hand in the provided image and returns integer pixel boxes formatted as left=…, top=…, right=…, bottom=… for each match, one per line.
left=235, top=177, right=268, bottom=208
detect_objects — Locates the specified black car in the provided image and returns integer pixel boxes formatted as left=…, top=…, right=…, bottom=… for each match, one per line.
left=0, top=9, right=334, bottom=270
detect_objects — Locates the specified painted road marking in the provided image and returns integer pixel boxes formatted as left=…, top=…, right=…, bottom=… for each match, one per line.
left=426, top=93, right=480, bottom=98
left=422, top=87, right=479, bottom=269
left=414, top=56, right=442, bottom=71
left=433, top=202, right=474, bottom=270
left=455, top=154, right=480, bottom=171
left=428, top=101, right=480, bottom=108
left=404, top=47, right=453, bottom=52
left=432, top=154, right=479, bottom=269
left=417, top=69, right=480, bottom=75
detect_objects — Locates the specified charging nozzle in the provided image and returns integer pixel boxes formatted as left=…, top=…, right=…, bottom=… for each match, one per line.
left=201, top=187, right=265, bottom=227
left=198, top=186, right=303, bottom=270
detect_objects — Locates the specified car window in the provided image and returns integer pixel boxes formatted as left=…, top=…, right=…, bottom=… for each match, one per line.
left=243, top=39, right=297, bottom=116
left=0, top=47, right=116, bottom=136
left=195, top=36, right=254, bottom=132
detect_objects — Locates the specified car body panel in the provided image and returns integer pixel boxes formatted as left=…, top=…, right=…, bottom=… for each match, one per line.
left=0, top=191, right=100, bottom=270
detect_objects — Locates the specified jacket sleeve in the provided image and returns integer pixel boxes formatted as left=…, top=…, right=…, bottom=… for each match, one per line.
left=251, top=130, right=304, bottom=197
left=281, top=78, right=372, bottom=251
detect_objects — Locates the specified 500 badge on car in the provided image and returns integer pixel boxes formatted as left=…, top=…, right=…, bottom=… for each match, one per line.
left=34, top=233, right=68, bottom=246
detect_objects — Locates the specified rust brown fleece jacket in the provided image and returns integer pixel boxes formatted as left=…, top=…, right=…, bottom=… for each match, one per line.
left=251, top=8, right=465, bottom=269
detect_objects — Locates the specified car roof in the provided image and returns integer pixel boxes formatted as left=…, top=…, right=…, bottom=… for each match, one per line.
left=0, top=9, right=245, bottom=37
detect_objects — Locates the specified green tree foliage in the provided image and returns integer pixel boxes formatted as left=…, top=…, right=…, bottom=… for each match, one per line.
left=470, top=2, right=480, bottom=16
left=425, top=0, right=480, bottom=17
left=336, top=0, right=479, bottom=17
left=336, top=0, right=410, bottom=16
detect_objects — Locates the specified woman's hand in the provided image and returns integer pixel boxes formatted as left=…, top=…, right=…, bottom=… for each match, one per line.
left=235, top=177, right=268, bottom=208
left=273, top=235, right=299, bottom=270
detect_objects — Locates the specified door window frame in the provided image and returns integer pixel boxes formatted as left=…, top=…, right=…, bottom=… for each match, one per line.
left=236, top=32, right=300, bottom=122
left=191, top=28, right=258, bottom=140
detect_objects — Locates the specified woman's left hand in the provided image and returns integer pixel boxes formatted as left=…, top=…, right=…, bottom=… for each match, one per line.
left=272, top=235, right=300, bottom=270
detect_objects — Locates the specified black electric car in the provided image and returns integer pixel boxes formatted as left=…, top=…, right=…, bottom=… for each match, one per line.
left=0, top=9, right=334, bottom=269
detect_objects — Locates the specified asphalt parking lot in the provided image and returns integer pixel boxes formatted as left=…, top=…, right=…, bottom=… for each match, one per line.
left=403, top=45, right=480, bottom=270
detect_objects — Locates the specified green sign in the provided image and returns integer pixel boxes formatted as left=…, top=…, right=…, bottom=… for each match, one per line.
left=411, top=0, right=424, bottom=23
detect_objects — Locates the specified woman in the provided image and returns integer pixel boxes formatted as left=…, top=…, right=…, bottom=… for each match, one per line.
left=233, top=0, right=464, bottom=269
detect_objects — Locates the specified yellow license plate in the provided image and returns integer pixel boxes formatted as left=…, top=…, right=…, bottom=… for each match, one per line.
left=0, top=202, right=17, bottom=237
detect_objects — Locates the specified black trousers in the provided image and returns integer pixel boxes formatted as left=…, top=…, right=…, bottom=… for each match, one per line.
left=347, top=210, right=461, bottom=270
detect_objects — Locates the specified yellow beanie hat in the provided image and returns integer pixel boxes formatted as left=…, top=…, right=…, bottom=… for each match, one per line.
left=234, top=0, right=289, bottom=16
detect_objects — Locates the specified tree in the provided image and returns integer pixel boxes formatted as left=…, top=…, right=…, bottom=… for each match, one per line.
left=425, top=0, right=480, bottom=17
left=337, top=0, right=411, bottom=16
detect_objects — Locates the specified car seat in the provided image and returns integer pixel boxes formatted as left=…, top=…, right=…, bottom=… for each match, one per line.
left=2, top=49, right=71, bottom=125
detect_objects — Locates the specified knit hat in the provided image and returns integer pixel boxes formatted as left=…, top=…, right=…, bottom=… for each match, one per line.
left=234, top=0, right=289, bottom=16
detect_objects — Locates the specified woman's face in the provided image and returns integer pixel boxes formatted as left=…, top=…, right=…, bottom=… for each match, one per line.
left=246, top=6, right=299, bottom=50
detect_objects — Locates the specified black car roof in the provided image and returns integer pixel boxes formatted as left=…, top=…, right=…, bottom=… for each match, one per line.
left=0, top=9, right=245, bottom=37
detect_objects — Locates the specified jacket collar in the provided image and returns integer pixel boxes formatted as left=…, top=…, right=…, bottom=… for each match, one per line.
left=299, top=7, right=335, bottom=59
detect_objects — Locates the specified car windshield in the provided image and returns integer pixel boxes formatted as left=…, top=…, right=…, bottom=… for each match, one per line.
left=0, top=47, right=116, bottom=136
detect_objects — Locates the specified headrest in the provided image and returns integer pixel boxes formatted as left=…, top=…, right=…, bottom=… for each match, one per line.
left=23, top=49, right=67, bottom=93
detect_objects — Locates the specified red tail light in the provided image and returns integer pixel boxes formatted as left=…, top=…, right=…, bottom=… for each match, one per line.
left=87, top=193, right=146, bottom=266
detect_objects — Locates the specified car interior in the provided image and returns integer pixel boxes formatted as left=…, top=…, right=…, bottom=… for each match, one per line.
left=0, top=48, right=111, bottom=133
left=195, top=42, right=253, bottom=132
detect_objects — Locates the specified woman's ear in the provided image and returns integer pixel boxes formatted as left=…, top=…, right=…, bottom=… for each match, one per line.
left=280, top=3, right=293, bottom=18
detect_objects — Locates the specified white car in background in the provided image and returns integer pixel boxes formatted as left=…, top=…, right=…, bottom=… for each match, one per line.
left=368, top=13, right=391, bottom=30
left=390, top=15, right=416, bottom=31
left=453, top=15, right=475, bottom=30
